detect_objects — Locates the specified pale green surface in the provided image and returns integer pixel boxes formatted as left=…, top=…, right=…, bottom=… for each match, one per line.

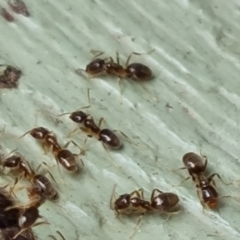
left=1, top=0, right=240, bottom=239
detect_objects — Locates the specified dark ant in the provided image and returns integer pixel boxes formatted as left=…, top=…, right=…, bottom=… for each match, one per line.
left=0, top=65, right=22, bottom=89
left=1, top=151, right=58, bottom=201
left=20, top=127, right=83, bottom=173
left=173, top=152, right=231, bottom=210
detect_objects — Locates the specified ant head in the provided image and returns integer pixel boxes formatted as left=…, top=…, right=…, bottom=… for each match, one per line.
left=114, top=194, right=130, bottom=210
left=86, top=58, right=105, bottom=74
left=69, top=111, right=88, bottom=124
left=30, top=127, right=49, bottom=140
left=3, top=155, right=21, bottom=168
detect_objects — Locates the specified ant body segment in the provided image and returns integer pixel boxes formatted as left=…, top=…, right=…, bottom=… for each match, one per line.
left=173, top=152, right=231, bottom=210
left=20, top=127, right=83, bottom=173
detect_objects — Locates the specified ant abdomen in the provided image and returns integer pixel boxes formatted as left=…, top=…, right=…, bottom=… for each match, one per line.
left=151, top=193, right=179, bottom=212
left=69, top=111, right=88, bottom=124
left=86, top=58, right=105, bottom=75
left=126, top=63, right=152, bottom=80
left=99, top=129, right=122, bottom=149
left=182, top=152, right=206, bottom=175
left=34, top=175, right=58, bottom=200
left=57, top=150, right=78, bottom=172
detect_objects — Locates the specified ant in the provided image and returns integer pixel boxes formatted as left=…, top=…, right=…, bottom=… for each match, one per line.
left=76, top=49, right=154, bottom=101
left=1, top=151, right=58, bottom=201
left=77, top=49, right=154, bottom=81
left=20, top=127, right=84, bottom=173
left=111, top=186, right=180, bottom=239
left=173, top=152, right=231, bottom=210
left=59, top=89, right=126, bottom=150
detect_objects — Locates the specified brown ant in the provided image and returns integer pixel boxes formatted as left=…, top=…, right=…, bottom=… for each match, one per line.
left=59, top=89, right=125, bottom=150
left=173, top=152, right=231, bottom=210
left=20, top=127, right=83, bottom=173
left=1, top=151, right=58, bottom=201
left=75, top=50, right=154, bottom=102
left=111, top=186, right=180, bottom=239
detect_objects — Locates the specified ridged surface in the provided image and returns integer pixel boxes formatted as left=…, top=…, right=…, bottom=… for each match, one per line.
left=1, top=0, right=240, bottom=239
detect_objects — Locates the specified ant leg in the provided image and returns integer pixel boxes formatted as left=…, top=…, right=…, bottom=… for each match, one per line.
left=129, top=213, right=144, bottom=239
left=117, top=76, right=123, bottom=104
left=129, top=189, right=144, bottom=199
left=66, top=127, right=81, bottom=138
left=208, top=173, right=232, bottom=185
left=172, top=166, right=186, bottom=173
left=13, top=221, right=49, bottom=239
left=56, top=231, right=66, bottom=240
left=102, top=143, right=120, bottom=168
left=161, top=210, right=180, bottom=224
left=90, top=50, right=105, bottom=60
left=199, top=149, right=208, bottom=172
left=172, top=176, right=191, bottom=187
left=98, top=117, right=105, bottom=128
left=125, top=49, right=155, bottom=67
left=109, top=184, right=117, bottom=210
left=151, top=189, right=163, bottom=201
left=64, top=140, right=86, bottom=156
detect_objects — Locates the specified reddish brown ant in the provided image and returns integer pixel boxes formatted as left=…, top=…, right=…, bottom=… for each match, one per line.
left=173, top=152, right=231, bottom=210
left=20, top=127, right=83, bottom=173
left=1, top=151, right=58, bottom=201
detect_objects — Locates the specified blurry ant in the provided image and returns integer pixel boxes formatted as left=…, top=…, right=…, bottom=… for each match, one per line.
left=111, top=186, right=180, bottom=239
left=20, top=127, right=84, bottom=173
left=1, top=151, right=58, bottom=201
left=173, top=152, right=231, bottom=210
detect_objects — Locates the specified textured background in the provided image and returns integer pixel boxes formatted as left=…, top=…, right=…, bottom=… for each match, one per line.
left=1, top=0, right=240, bottom=239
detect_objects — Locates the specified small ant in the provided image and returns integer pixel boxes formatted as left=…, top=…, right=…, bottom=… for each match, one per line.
left=1, top=151, right=58, bottom=201
left=111, top=186, right=180, bottom=239
left=173, top=152, right=231, bottom=210
left=59, top=89, right=124, bottom=150
left=76, top=50, right=154, bottom=101
left=20, top=127, right=83, bottom=173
